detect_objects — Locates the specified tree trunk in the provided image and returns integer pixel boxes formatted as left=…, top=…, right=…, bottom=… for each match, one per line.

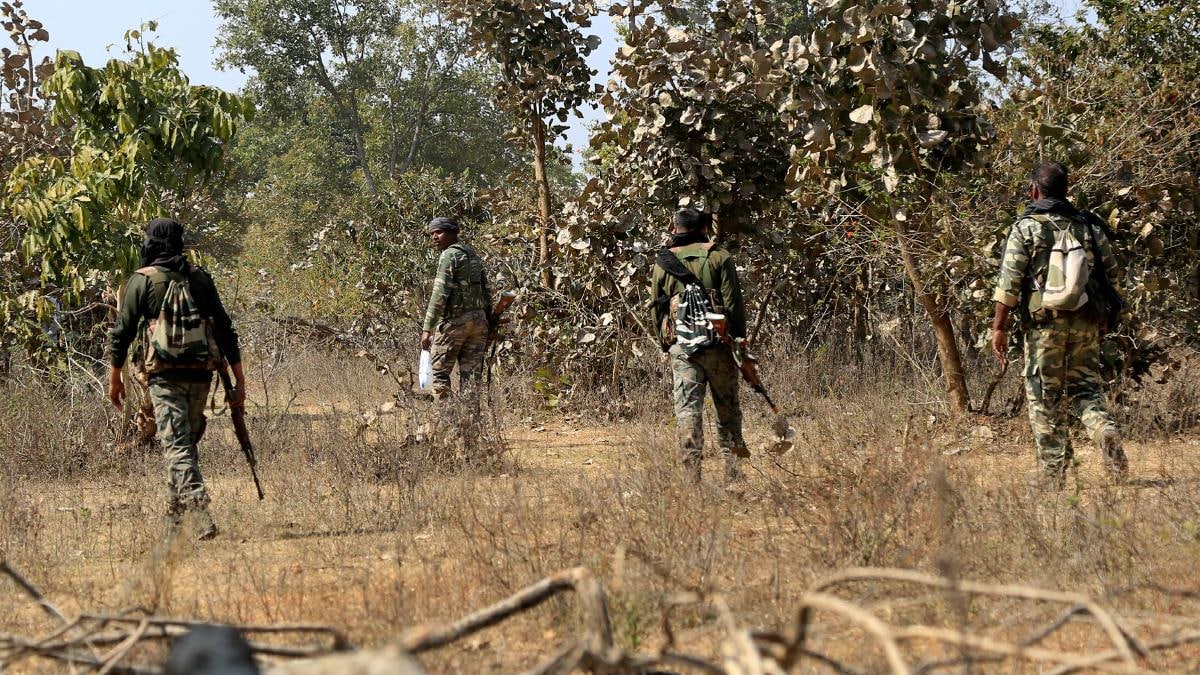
left=532, top=113, right=554, bottom=288
left=896, top=224, right=970, bottom=413
left=398, top=94, right=430, bottom=177
left=346, top=90, right=379, bottom=197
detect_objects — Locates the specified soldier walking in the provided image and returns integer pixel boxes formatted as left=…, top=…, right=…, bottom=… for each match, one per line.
left=419, top=217, right=492, bottom=456
left=651, top=208, right=749, bottom=483
left=107, top=218, right=245, bottom=539
left=992, top=161, right=1127, bottom=487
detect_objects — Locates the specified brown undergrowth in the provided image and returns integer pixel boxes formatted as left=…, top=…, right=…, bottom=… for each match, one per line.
left=2, top=342, right=1200, bottom=672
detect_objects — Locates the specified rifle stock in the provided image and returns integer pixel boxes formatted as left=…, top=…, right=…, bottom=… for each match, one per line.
left=487, top=292, right=518, bottom=386
left=217, top=365, right=264, bottom=500
left=489, top=291, right=518, bottom=336
left=711, top=319, right=780, bottom=415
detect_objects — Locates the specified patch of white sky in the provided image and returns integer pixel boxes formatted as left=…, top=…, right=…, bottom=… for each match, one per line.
left=34, top=0, right=1089, bottom=169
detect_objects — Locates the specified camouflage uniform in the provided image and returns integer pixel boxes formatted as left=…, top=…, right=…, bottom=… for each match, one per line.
left=423, top=243, right=492, bottom=450
left=994, top=211, right=1126, bottom=482
left=149, top=378, right=215, bottom=529
left=109, top=263, right=240, bottom=536
left=652, top=241, right=748, bottom=481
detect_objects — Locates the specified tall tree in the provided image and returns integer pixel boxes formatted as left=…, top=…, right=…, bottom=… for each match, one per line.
left=214, top=0, right=400, bottom=197
left=3, top=24, right=251, bottom=354
left=589, top=1, right=790, bottom=234
left=770, top=0, right=1020, bottom=413
left=449, top=0, right=601, bottom=287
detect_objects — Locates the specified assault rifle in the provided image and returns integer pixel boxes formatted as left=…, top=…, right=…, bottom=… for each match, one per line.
left=217, top=364, right=265, bottom=500
left=710, top=314, right=793, bottom=444
left=489, top=291, right=518, bottom=341
left=707, top=314, right=775, bottom=409
left=486, top=291, right=518, bottom=386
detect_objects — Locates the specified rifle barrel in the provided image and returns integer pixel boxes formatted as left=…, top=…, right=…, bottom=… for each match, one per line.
left=218, top=366, right=265, bottom=500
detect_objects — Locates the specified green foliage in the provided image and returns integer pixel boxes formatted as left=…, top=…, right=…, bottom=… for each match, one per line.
left=1088, top=0, right=1200, bottom=75
left=775, top=0, right=1018, bottom=202
left=448, top=0, right=600, bottom=137
left=1, top=23, right=251, bottom=354
left=589, top=1, right=792, bottom=231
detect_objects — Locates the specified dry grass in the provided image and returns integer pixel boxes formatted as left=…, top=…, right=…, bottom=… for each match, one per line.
left=3, top=340, right=1200, bottom=673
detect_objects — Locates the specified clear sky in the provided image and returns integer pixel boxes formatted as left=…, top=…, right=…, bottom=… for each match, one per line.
left=32, top=0, right=1082, bottom=166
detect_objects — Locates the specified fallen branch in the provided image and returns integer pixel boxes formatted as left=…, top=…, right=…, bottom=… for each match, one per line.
left=0, top=560, right=69, bottom=625
left=398, top=566, right=612, bottom=656
left=1045, top=630, right=1200, bottom=675
left=5, top=564, right=1200, bottom=675
left=808, top=566, right=1140, bottom=668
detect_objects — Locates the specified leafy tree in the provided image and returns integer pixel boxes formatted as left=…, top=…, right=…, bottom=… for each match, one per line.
left=2, top=24, right=251, bottom=354
left=770, top=0, right=1020, bottom=412
left=214, top=0, right=400, bottom=196
left=587, top=1, right=791, bottom=234
left=1088, top=0, right=1200, bottom=76
left=1, top=0, right=56, bottom=368
left=449, top=0, right=602, bottom=287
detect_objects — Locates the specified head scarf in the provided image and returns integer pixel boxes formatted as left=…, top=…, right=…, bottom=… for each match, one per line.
left=426, top=217, right=460, bottom=233
left=140, top=218, right=189, bottom=271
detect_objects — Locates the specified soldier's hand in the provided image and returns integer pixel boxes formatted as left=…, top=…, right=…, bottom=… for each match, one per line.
left=108, top=368, right=126, bottom=410
left=991, top=328, right=1008, bottom=364
left=420, top=330, right=432, bottom=351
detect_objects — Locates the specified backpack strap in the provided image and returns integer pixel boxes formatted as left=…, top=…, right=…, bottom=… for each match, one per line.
left=656, top=248, right=703, bottom=287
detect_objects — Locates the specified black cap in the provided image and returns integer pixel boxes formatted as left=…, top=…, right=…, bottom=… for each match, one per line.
left=426, top=217, right=460, bottom=233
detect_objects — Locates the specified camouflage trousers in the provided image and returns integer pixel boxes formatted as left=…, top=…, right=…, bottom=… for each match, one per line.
left=670, top=344, right=747, bottom=481
left=149, top=377, right=215, bottom=524
left=430, top=310, right=489, bottom=453
left=1022, top=313, right=1126, bottom=480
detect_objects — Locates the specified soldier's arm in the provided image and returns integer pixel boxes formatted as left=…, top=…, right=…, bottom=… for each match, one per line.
left=991, top=221, right=1031, bottom=309
left=422, top=248, right=457, bottom=332
left=719, top=255, right=747, bottom=339
left=650, top=265, right=667, bottom=342
left=195, top=269, right=242, bottom=366
left=1095, top=228, right=1120, bottom=290
left=107, top=275, right=146, bottom=368
left=106, top=275, right=146, bottom=409
left=481, top=261, right=494, bottom=322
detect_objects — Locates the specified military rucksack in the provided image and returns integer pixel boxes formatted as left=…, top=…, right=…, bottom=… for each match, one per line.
left=137, top=266, right=222, bottom=374
left=656, top=244, right=722, bottom=356
left=1032, top=215, right=1092, bottom=312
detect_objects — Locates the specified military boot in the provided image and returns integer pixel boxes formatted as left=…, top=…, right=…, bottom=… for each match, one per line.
left=1097, top=427, right=1128, bottom=482
left=724, top=454, right=745, bottom=484
left=187, top=508, right=219, bottom=541
left=164, top=512, right=183, bottom=541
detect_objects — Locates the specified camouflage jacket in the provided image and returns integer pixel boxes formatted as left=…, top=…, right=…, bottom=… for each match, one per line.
left=423, top=242, right=492, bottom=332
left=651, top=242, right=746, bottom=343
left=108, top=263, right=241, bottom=377
left=993, top=212, right=1119, bottom=320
